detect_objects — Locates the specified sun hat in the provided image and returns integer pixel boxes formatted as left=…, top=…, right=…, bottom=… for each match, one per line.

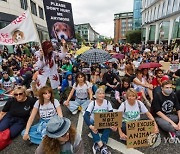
left=46, top=116, right=71, bottom=139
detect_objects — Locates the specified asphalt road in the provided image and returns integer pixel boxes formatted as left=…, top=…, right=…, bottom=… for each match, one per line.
left=1, top=100, right=180, bottom=154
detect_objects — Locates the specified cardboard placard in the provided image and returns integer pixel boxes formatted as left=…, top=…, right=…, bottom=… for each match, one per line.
left=107, top=45, right=113, bottom=51
left=126, top=120, right=155, bottom=148
left=94, top=112, right=122, bottom=129
left=159, top=61, right=170, bottom=70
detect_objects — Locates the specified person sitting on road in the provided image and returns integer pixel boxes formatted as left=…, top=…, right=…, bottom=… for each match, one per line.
left=0, top=86, right=36, bottom=139
left=22, top=86, right=63, bottom=144
left=115, top=77, right=130, bottom=104
left=91, top=67, right=103, bottom=94
left=133, top=69, right=153, bottom=107
left=151, top=80, right=180, bottom=139
left=0, top=71, right=16, bottom=95
left=102, top=66, right=121, bottom=93
left=64, top=72, right=93, bottom=115
left=35, top=116, right=84, bottom=154
left=59, top=71, right=74, bottom=104
left=84, top=88, right=116, bottom=154
left=118, top=88, right=159, bottom=141
left=151, top=69, right=164, bottom=88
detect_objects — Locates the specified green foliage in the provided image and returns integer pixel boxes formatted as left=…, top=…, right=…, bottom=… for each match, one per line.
left=125, top=30, right=141, bottom=44
left=75, top=33, right=84, bottom=44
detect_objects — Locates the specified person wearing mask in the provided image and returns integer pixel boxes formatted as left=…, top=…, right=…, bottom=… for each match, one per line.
left=151, top=80, right=180, bottom=139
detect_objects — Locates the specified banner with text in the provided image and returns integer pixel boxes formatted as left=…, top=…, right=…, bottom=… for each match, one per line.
left=126, top=120, right=155, bottom=148
left=0, top=10, right=39, bottom=45
left=43, top=0, right=75, bottom=42
left=94, top=112, right=122, bottom=129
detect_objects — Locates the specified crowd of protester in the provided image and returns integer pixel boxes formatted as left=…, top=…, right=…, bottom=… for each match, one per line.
left=0, top=40, right=180, bottom=154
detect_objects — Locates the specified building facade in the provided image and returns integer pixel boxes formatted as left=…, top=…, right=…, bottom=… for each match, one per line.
left=142, top=0, right=180, bottom=44
left=114, top=12, right=133, bottom=44
left=75, top=23, right=100, bottom=43
left=133, top=0, right=142, bottom=29
left=0, top=0, right=49, bottom=43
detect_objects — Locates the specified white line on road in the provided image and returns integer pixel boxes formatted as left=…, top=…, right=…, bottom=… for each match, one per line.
left=88, top=133, right=144, bottom=154
left=76, top=112, right=84, bottom=136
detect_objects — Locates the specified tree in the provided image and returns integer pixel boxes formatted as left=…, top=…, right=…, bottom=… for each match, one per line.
left=75, top=33, right=84, bottom=45
left=126, top=30, right=141, bottom=44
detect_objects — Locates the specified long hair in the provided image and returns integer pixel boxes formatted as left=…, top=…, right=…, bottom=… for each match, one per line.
left=42, top=125, right=76, bottom=154
left=38, top=86, right=54, bottom=105
left=75, top=72, right=86, bottom=87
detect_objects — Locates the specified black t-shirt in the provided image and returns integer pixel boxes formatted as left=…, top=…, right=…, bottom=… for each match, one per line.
left=151, top=91, right=180, bottom=117
left=2, top=96, right=36, bottom=121
left=115, top=84, right=129, bottom=96
left=175, top=69, right=180, bottom=77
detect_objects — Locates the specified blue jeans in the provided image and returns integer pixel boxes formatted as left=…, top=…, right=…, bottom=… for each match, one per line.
left=121, top=122, right=126, bottom=134
left=66, top=98, right=90, bottom=112
left=91, top=128, right=111, bottom=144
left=0, top=113, right=26, bottom=138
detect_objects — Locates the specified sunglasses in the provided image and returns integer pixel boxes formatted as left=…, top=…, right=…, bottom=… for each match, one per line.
left=14, top=92, right=24, bottom=96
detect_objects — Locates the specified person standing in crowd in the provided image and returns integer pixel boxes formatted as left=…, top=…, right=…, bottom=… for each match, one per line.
left=84, top=88, right=116, bottom=154
left=118, top=88, right=159, bottom=140
left=35, top=116, right=84, bottom=154
left=64, top=72, right=93, bottom=115
left=0, top=86, right=36, bottom=139
left=35, top=40, right=68, bottom=100
left=22, top=86, right=63, bottom=144
left=151, top=80, right=180, bottom=139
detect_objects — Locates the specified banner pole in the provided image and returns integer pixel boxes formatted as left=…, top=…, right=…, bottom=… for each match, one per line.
left=28, top=8, right=42, bottom=48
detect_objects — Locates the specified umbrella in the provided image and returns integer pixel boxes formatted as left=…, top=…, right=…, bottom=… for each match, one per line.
left=138, top=62, right=162, bottom=69
left=112, top=53, right=125, bottom=60
left=79, top=49, right=112, bottom=64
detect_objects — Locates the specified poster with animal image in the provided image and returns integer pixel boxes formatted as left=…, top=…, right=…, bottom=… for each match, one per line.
left=126, top=120, right=155, bottom=148
left=43, top=0, right=76, bottom=42
left=94, top=112, right=122, bottom=129
left=0, top=10, right=39, bottom=45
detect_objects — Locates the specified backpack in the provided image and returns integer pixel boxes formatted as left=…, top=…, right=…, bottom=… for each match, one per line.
left=90, top=100, right=109, bottom=114
left=123, top=100, right=142, bottom=113
left=0, top=128, right=12, bottom=150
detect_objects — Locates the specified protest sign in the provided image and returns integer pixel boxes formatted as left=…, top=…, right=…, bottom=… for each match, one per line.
left=126, top=120, right=155, bottom=148
left=159, top=61, right=170, bottom=71
left=0, top=10, right=39, bottom=45
left=94, top=112, right=122, bottom=129
left=43, top=0, right=75, bottom=42
left=107, top=45, right=113, bottom=51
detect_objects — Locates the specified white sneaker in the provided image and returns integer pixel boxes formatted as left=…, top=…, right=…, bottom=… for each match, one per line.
left=72, top=110, right=78, bottom=115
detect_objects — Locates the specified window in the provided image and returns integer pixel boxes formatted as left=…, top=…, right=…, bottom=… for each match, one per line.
left=167, top=0, right=174, bottom=14
left=172, top=16, right=180, bottom=38
left=20, top=0, right=28, bottom=10
left=30, top=0, right=37, bottom=16
left=38, top=6, right=44, bottom=19
left=172, top=0, right=179, bottom=12
left=149, top=25, right=156, bottom=41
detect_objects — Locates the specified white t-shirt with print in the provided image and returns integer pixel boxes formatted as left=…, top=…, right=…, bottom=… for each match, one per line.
left=0, top=77, right=16, bottom=91
left=34, top=99, right=60, bottom=120
left=118, top=100, right=148, bottom=122
left=73, top=81, right=92, bottom=99
left=86, top=99, right=113, bottom=122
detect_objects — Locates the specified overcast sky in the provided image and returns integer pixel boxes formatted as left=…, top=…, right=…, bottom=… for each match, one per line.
left=64, top=0, right=134, bottom=38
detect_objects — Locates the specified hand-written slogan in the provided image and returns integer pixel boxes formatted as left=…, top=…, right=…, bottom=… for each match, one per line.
left=11, top=13, right=26, bottom=25
left=126, top=120, right=155, bottom=148
left=94, top=112, right=122, bottom=129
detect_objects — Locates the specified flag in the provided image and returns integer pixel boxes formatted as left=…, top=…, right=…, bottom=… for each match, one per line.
left=0, top=9, right=39, bottom=45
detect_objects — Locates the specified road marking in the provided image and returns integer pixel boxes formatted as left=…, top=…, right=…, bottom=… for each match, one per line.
left=76, top=112, right=84, bottom=136
left=88, top=133, right=144, bottom=154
